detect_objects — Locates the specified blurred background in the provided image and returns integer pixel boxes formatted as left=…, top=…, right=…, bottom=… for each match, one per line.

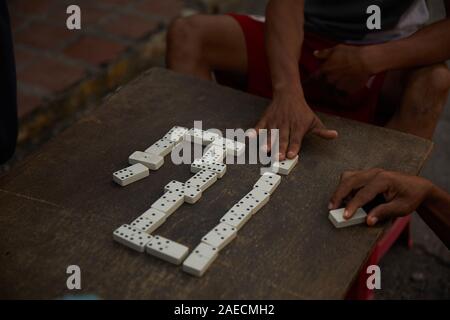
left=4, top=0, right=450, bottom=299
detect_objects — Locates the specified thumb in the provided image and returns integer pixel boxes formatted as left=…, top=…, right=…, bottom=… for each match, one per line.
left=314, top=48, right=333, bottom=59
left=311, top=118, right=338, bottom=140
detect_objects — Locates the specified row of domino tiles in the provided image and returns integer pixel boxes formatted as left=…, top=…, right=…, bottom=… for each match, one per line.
left=111, top=124, right=362, bottom=277
left=184, top=155, right=300, bottom=276
left=113, top=162, right=297, bottom=277
left=111, top=126, right=241, bottom=276
left=111, top=125, right=302, bottom=276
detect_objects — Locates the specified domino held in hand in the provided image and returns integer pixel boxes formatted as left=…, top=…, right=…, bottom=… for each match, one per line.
left=329, top=208, right=368, bottom=228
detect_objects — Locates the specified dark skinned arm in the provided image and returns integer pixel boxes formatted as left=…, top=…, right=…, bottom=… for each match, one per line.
left=364, top=16, right=450, bottom=74
left=314, top=3, right=450, bottom=92
left=313, top=2, right=450, bottom=140
left=418, top=184, right=450, bottom=248
left=330, top=169, right=450, bottom=249
left=253, top=0, right=337, bottom=161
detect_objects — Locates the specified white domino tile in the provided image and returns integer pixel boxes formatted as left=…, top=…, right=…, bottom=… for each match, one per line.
left=202, top=144, right=227, bottom=163
left=113, top=224, right=153, bottom=252
left=329, top=208, right=368, bottom=228
left=113, top=163, right=149, bottom=187
left=201, top=222, right=237, bottom=251
left=146, top=235, right=189, bottom=265
left=128, top=151, right=164, bottom=170
left=185, top=170, right=218, bottom=191
left=184, top=128, right=203, bottom=144
left=185, top=128, right=219, bottom=146
left=253, top=172, right=282, bottom=194
left=271, top=155, right=299, bottom=175
left=145, top=137, right=177, bottom=157
left=151, top=190, right=184, bottom=216
left=212, top=137, right=245, bottom=156
left=220, top=204, right=253, bottom=230
left=130, top=208, right=167, bottom=234
left=221, top=189, right=270, bottom=230
left=191, top=159, right=226, bottom=178
left=162, top=126, right=189, bottom=143
left=182, top=243, right=218, bottom=277
left=240, top=189, right=270, bottom=215
left=164, top=180, right=185, bottom=192
left=164, top=180, right=203, bottom=204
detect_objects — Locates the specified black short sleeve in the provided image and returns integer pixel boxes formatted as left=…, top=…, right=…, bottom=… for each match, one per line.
left=0, top=2, right=18, bottom=164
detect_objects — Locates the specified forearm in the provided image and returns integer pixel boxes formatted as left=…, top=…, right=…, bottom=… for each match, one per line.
left=418, top=184, right=450, bottom=249
left=265, top=0, right=305, bottom=95
left=364, top=19, right=450, bottom=74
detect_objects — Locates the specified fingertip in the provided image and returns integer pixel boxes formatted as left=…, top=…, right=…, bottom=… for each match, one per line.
left=313, top=128, right=338, bottom=140
left=287, top=151, right=298, bottom=159
left=324, top=130, right=338, bottom=140
left=343, top=209, right=350, bottom=219
left=368, top=216, right=378, bottom=226
left=246, top=129, right=257, bottom=138
left=328, top=202, right=333, bottom=210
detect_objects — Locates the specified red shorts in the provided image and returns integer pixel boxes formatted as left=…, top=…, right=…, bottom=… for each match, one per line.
left=229, top=14, right=386, bottom=125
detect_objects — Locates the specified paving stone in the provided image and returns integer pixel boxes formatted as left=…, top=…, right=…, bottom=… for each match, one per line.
left=14, top=21, right=75, bottom=50
left=17, top=56, right=86, bottom=92
left=137, top=0, right=184, bottom=20
left=101, top=13, right=160, bottom=40
left=63, top=35, right=126, bottom=65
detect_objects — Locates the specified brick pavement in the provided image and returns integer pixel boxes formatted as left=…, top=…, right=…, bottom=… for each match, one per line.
left=10, top=0, right=188, bottom=120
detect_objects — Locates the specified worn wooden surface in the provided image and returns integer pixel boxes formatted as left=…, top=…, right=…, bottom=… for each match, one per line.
left=0, top=68, right=433, bottom=299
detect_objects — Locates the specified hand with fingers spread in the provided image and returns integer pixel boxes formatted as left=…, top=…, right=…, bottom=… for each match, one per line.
left=254, top=88, right=338, bottom=160
left=329, top=168, right=433, bottom=226
left=314, top=44, right=374, bottom=94
left=257, top=0, right=338, bottom=161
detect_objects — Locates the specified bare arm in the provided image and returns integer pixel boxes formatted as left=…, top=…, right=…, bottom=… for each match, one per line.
left=265, top=0, right=304, bottom=93
left=365, top=6, right=450, bottom=74
left=365, top=3, right=450, bottom=139
left=254, top=0, right=337, bottom=160
left=418, top=184, right=450, bottom=248
left=330, top=169, right=450, bottom=249
left=313, top=2, right=450, bottom=94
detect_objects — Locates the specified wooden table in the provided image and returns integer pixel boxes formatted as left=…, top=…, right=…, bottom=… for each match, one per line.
left=0, top=68, right=432, bottom=299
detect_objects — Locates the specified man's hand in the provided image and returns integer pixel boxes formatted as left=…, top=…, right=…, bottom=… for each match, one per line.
left=261, top=0, right=337, bottom=160
left=314, top=44, right=374, bottom=94
left=254, top=89, right=338, bottom=160
left=329, top=168, right=433, bottom=226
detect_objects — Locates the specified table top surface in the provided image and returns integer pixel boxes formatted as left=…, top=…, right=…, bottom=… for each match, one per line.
left=0, top=68, right=433, bottom=299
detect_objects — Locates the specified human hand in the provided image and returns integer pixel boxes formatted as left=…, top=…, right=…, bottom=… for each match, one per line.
left=314, top=44, right=374, bottom=94
left=254, top=89, right=338, bottom=160
left=329, top=168, right=433, bottom=226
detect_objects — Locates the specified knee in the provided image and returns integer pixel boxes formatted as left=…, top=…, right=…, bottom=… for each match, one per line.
left=412, top=64, right=450, bottom=94
left=406, top=64, right=450, bottom=116
left=167, top=15, right=205, bottom=60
